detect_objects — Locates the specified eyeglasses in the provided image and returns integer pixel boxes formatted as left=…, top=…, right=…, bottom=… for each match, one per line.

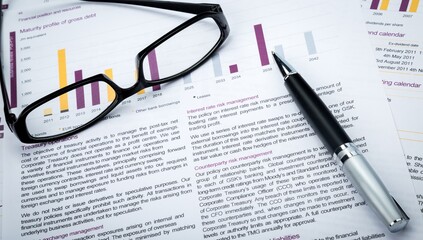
left=0, top=0, right=229, bottom=143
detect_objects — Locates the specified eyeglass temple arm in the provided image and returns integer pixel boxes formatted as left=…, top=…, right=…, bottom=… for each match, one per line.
left=0, top=52, right=17, bottom=129
left=81, top=0, right=221, bottom=14
left=0, top=5, right=17, bottom=129
left=0, top=68, right=14, bottom=120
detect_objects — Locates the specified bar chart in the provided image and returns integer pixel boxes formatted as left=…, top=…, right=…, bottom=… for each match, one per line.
left=9, top=44, right=164, bottom=118
left=3, top=0, right=335, bottom=135
left=7, top=8, right=327, bottom=113
left=370, top=0, right=420, bottom=12
left=207, top=23, right=320, bottom=81
left=256, top=24, right=318, bottom=64
left=4, top=1, right=172, bottom=122
left=33, top=49, right=117, bottom=117
left=9, top=20, right=322, bottom=116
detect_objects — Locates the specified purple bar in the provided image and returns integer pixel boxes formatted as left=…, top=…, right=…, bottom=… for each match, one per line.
left=9, top=32, right=17, bottom=108
left=399, top=0, right=410, bottom=11
left=1, top=4, right=8, bottom=9
left=74, top=70, right=85, bottom=109
left=0, top=118, right=3, bottom=136
left=148, top=49, right=161, bottom=91
left=229, top=64, right=238, bottom=74
left=91, top=82, right=100, bottom=106
left=370, top=0, right=381, bottom=9
left=254, top=24, right=270, bottom=66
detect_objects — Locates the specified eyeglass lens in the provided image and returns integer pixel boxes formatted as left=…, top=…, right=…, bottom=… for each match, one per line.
left=23, top=18, right=222, bottom=139
left=142, top=18, right=221, bottom=82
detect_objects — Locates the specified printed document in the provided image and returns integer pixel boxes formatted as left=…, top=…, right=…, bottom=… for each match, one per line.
left=1, top=0, right=422, bottom=239
left=361, top=0, right=423, bottom=213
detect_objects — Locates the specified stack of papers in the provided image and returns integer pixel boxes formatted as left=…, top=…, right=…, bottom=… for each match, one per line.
left=0, top=0, right=422, bottom=239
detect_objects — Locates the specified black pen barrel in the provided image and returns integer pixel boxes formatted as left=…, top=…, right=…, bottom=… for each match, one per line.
left=275, top=54, right=410, bottom=232
left=284, top=73, right=351, bottom=154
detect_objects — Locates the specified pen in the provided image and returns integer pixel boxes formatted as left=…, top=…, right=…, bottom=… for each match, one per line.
left=272, top=52, right=409, bottom=232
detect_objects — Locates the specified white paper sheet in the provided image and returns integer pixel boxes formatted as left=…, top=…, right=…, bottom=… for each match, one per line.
left=1, top=0, right=422, bottom=239
left=361, top=0, right=423, bottom=213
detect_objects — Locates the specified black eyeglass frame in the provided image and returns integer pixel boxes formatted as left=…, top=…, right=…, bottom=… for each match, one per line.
left=0, top=0, right=230, bottom=143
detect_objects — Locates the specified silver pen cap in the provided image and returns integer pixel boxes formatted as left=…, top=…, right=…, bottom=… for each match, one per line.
left=334, top=143, right=409, bottom=232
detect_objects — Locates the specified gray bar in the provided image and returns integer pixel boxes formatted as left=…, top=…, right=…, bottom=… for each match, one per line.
left=304, top=31, right=317, bottom=55
left=274, top=45, right=285, bottom=59
left=183, top=74, right=192, bottom=84
left=212, top=53, right=222, bottom=77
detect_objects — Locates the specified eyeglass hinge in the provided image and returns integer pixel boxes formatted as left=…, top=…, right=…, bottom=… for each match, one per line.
left=6, top=113, right=17, bottom=132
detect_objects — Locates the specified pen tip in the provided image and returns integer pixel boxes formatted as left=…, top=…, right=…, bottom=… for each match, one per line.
left=272, top=52, right=296, bottom=78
